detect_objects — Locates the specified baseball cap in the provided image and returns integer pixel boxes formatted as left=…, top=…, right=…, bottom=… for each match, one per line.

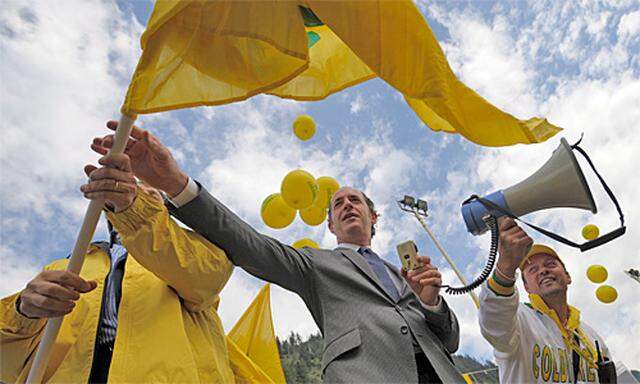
left=519, top=244, right=563, bottom=270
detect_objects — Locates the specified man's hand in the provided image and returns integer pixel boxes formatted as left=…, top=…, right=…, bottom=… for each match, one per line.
left=91, top=121, right=188, bottom=197
left=81, top=153, right=137, bottom=213
left=402, top=256, right=441, bottom=306
left=19, top=270, right=97, bottom=318
left=496, top=217, right=533, bottom=278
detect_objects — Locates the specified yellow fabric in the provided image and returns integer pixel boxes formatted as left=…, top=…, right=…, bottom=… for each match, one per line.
left=528, top=294, right=597, bottom=369
left=227, top=337, right=276, bottom=384
left=122, top=0, right=561, bottom=147
left=0, top=190, right=235, bottom=383
left=228, top=284, right=286, bottom=384
left=269, top=24, right=375, bottom=100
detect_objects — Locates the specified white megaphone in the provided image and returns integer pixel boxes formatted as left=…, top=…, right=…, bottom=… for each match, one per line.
left=461, top=138, right=597, bottom=235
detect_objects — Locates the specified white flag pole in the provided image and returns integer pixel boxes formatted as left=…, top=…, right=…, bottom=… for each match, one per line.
left=26, top=113, right=137, bottom=384
left=412, top=210, right=481, bottom=309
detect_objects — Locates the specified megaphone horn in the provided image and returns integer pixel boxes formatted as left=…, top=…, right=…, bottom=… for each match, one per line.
left=462, top=138, right=597, bottom=235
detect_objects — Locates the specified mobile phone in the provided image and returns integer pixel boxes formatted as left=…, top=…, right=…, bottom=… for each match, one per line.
left=396, top=240, right=423, bottom=270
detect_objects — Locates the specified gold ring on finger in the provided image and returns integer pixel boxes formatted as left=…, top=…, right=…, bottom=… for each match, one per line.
left=114, top=181, right=119, bottom=191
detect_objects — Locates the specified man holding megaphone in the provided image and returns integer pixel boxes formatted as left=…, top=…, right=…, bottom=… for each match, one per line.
left=478, top=218, right=619, bottom=384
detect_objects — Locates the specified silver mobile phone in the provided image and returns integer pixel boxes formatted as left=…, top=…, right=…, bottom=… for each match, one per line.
left=396, top=240, right=423, bottom=270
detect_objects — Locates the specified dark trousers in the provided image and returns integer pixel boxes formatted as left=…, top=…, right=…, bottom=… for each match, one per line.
left=416, top=352, right=442, bottom=384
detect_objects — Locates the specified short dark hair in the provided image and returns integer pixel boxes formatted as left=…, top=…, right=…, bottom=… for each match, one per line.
left=328, top=189, right=378, bottom=238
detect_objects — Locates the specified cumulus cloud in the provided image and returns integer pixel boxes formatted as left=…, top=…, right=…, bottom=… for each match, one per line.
left=618, top=10, right=640, bottom=40
left=0, top=0, right=143, bottom=292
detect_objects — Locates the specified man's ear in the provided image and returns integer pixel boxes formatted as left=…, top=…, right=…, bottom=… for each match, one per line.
left=371, top=212, right=378, bottom=225
left=566, top=271, right=572, bottom=285
left=328, top=219, right=335, bottom=235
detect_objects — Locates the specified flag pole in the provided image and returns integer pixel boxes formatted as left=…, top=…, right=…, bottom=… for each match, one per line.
left=411, top=210, right=481, bottom=309
left=26, top=113, right=137, bottom=384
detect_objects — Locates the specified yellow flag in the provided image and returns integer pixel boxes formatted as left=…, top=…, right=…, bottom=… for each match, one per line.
left=122, top=0, right=561, bottom=147
left=228, top=284, right=286, bottom=384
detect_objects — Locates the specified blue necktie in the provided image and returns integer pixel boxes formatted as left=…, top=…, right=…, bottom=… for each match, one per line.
left=359, top=247, right=399, bottom=302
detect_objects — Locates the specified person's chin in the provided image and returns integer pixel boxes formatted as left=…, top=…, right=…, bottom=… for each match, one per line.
left=540, top=285, right=565, bottom=296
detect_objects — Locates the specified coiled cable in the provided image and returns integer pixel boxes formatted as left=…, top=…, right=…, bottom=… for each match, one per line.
left=442, top=215, right=499, bottom=295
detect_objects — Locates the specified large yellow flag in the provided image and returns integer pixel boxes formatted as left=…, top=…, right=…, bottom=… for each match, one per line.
left=227, top=284, right=286, bottom=384
left=122, top=0, right=561, bottom=147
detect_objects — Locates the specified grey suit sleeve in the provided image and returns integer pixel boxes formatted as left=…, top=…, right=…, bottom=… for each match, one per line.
left=421, top=298, right=460, bottom=353
left=170, top=185, right=316, bottom=302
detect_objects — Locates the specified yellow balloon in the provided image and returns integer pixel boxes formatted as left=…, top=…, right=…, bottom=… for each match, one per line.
left=586, top=265, right=608, bottom=284
left=293, top=115, right=316, bottom=141
left=314, top=176, right=340, bottom=209
left=300, top=205, right=327, bottom=226
left=292, top=238, right=319, bottom=249
left=582, top=224, right=600, bottom=240
left=260, top=193, right=295, bottom=229
left=595, top=285, right=618, bottom=304
left=281, top=169, right=318, bottom=209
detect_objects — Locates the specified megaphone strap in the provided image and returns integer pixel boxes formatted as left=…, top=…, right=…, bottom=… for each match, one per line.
left=469, top=136, right=626, bottom=252
left=571, top=141, right=624, bottom=227
left=473, top=178, right=624, bottom=252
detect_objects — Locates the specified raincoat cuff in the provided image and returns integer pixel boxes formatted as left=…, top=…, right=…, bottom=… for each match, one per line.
left=1, top=292, right=46, bottom=335
left=107, top=189, right=165, bottom=234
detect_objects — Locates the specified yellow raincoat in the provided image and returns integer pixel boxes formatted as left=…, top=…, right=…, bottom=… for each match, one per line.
left=0, top=191, right=235, bottom=383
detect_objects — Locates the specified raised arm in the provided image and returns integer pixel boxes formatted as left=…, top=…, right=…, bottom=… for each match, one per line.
left=106, top=189, right=233, bottom=311
left=171, top=185, right=316, bottom=302
left=478, top=217, right=533, bottom=355
left=89, top=121, right=317, bottom=303
left=82, top=151, right=233, bottom=311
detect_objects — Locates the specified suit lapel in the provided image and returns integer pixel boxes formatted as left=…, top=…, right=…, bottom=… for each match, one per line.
left=338, top=248, right=398, bottom=303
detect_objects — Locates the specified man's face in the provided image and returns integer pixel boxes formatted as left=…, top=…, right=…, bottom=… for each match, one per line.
left=328, top=187, right=377, bottom=245
left=522, top=253, right=571, bottom=297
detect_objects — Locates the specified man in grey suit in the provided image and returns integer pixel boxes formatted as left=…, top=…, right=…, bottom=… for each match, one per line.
left=91, top=121, right=465, bottom=383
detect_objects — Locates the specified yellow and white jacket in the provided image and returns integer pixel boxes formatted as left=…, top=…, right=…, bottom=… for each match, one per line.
left=0, top=190, right=235, bottom=383
left=479, top=280, right=611, bottom=383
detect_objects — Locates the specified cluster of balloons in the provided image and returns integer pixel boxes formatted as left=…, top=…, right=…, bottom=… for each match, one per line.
left=259, top=115, right=341, bottom=249
left=261, top=170, right=339, bottom=229
left=582, top=223, right=618, bottom=304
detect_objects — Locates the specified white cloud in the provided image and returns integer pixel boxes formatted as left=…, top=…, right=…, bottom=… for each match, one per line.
left=350, top=93, right=365, bottom=114
left=0, top=0, right=143, bottom=294
left=1, top=0, right=638, bottom=371
left=618, top=10, right=640, bottom=40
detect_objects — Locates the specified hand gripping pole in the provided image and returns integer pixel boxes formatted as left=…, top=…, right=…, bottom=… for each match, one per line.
left=26, top=113, right=136, bottom=383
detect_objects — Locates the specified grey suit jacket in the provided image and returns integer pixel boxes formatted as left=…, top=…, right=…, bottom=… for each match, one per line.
left=173, top=187, right=465, bottom=383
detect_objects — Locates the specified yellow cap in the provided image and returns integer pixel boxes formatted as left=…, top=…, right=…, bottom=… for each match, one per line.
left=519, top=244, right=562, bottom=270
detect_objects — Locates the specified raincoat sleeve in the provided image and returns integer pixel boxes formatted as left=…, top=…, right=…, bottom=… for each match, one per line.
left=478, top=275, right=521, bottom=356
left=170, top=185, right=316, bottom=305
left=107, top=189, right=233, bottom=312
left=0, top=264, right=58, bottom=382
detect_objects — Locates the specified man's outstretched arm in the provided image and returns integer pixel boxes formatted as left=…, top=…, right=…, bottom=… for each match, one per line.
left=90, top=121, right=317, bottom=302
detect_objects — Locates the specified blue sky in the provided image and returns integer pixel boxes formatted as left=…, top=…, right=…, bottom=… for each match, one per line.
left=1, top=0, right=639, bottom=367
